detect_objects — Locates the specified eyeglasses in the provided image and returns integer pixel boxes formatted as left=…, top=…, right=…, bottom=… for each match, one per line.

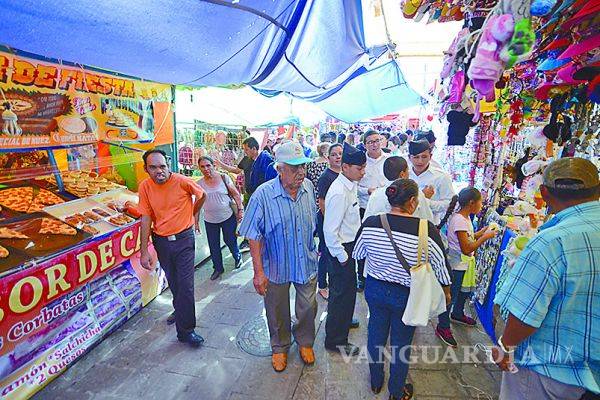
left=366, top=139, right=381, bottom=145
left=286, top=164, right=307, bottom=173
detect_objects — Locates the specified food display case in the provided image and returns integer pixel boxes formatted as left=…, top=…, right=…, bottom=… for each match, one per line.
left=0, top=47, right=176, bottom=399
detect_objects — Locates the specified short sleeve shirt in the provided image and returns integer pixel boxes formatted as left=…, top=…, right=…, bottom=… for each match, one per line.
left=446, top=213, right=474, bottom=270
left=237, top=156, right=253, bottom=193
left=317, top=168, right=339, bottom=200
left=138, top=173, right=204, bottom=236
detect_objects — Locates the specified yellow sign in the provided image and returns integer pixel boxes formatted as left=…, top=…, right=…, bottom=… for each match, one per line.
left=0, top=50, right=172, bottom=149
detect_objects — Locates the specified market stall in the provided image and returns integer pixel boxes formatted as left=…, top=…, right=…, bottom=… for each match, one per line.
left=0, top=48, right=174, bottom=398
left=415, top=0, right=600, bottom=342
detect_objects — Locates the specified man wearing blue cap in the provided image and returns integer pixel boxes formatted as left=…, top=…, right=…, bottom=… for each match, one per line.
left=238, top=141, right=319, bottom=373
left=323, top=142, right=367, bottom=356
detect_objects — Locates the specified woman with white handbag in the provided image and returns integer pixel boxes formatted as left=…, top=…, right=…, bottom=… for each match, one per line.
left=353, top=179, right=452, bottom=400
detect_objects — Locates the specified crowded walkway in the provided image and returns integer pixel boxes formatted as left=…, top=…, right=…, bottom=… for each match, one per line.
left=33, top=254, right=501, bottom=400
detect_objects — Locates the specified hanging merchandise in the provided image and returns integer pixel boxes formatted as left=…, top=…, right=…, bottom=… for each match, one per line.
left=403, top=0, right=599, bottom=344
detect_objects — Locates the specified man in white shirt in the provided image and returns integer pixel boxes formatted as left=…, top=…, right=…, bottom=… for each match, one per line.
left=414, top=130, right=444, bottom=171
left=408, top=140, right=456, bottom=225
left=363, top=156, right=434, bottom=222
left=357, top=130, right=389, bottom=290
left=323, top=143, right=366, bottom=357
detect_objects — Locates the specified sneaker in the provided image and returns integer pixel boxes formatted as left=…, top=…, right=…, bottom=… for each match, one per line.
left=166, top=312, right=176, bottom=325
left=318, top=288, right=329, bottom=300
left=234, top=257, right=243, bottom=269
left=451, top=314, right=477, bottom=327
left=357, top=280, right=365, bottom=293
left=435, top=326, right=458, bottom=348
left=239, top=240, right=250, bottom=253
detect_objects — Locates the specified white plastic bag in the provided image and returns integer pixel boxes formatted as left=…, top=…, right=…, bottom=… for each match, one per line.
left=402, top=220, right=447, bottom=327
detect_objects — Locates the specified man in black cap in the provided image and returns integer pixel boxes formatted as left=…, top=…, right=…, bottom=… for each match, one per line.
left=414, top=130, right=443, bottom=170
left=323, top=143, right=366, bottom=356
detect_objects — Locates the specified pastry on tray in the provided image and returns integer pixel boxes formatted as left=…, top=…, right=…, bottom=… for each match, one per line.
left=108, top=214, right=133, bottom=226
left=0, top=244, right=8, bottom=258
left=0, top=187, right=34, bottom=212
left=0, top=227, right=29, bottom=239
left=39, top=218, right=78, bottom=236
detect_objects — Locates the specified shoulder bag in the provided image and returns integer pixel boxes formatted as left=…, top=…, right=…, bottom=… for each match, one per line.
left=380, top=214, right=447, bottom=327
left=220, top=173, right=239, bottom=216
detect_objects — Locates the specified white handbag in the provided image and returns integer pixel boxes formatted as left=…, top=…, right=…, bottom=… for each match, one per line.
left=380, top=215, right=447, bottom=327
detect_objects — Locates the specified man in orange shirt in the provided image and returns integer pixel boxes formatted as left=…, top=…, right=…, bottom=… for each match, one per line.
left=138, top=149, right=206, bottom=347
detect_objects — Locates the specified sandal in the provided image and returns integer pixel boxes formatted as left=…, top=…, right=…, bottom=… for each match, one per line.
left=441, top=28, right=469, bottom=79
left=402, top=0, right=424, bottom=18
left=401, top=383, right=414, bottom=400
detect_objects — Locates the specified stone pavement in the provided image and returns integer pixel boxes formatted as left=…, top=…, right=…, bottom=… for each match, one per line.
left=33, top=252, right=501, bottom=400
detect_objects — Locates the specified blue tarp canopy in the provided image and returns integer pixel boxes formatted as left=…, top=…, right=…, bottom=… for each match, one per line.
left=302, top=60, right=423, bottom=122
left=0, top=0, right=422, bottom=121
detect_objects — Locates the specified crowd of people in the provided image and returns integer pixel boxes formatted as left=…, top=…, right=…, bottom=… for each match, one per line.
left=136, top=128, right=600, bottom=400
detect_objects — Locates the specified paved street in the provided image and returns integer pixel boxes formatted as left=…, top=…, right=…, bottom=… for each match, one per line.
left=33, top=252, right=501, bottom=400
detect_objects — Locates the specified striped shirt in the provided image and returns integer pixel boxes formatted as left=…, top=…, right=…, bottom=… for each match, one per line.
left=237, top=177, right=318, bottom=284
left=353, top=214, right=452, bottom=287
left=494, top=201, right=600, bottom=394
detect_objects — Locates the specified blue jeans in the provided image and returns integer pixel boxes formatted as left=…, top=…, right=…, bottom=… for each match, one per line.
left=438, top=269, right=470, bottom=328
left=365, top=276, right=416, bottom=397
left=205, top=214, right=241, bottom=273
left=316, top=211, right=329, bottom=289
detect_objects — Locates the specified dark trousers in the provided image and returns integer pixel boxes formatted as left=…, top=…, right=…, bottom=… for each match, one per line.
left=316, top=211, right=329, bottom=289
left=205, top=214, right=241, bottom=273
left=357, top=208, right=366, bottom=285
left=153, top=228, right=196, bottom=337
left=438, top=269, right=469, bottom=329
left=365, top=276, right=415, bottom=397
left=325, top=242, right=357, bottom=347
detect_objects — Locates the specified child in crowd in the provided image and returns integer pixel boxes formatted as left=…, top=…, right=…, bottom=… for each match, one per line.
left=444, top=187, right=497, bottom=326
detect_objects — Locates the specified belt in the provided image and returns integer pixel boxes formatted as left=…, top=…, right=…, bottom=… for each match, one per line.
left=152, top=226, right=193, bottom=242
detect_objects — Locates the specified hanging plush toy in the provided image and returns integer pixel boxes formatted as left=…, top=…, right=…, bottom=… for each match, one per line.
left=2, top=102, right=22, bottom=136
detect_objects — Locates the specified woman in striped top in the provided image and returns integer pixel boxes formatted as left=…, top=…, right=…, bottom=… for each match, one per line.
left=353, top=179, right=452, bottom=400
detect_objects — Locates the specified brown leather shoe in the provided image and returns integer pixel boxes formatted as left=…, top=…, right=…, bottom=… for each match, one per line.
left=299, top=346, right=315, bottom=365
left=271, top=353, right=287, bottom=372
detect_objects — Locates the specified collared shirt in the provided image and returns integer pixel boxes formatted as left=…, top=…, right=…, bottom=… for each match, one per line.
left=430, top=158, right=444, bottom=171
left=237, top=177, right=318, bottom=284
left=363, top=184, right=434, bottom=222
left=248, top=150, right=277, bottom=194
left=138, top=173, right=204, bottom=236
left=409, top=165, right=455, bottom=225
left=323, top=173, right=361, bottom=263
left=358, top=152, right=389, bottom=208
left=495, top=201, right=600, bottom=394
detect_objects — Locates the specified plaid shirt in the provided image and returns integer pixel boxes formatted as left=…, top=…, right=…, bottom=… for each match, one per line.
left=495, top=201, right=600, bottom=393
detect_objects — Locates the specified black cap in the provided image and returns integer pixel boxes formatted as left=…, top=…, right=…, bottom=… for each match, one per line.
left=342, top=142, right=366, bottom=165
left=408, top=139, right=430, bottom=156
left=415, top=130, right=436, bottom=144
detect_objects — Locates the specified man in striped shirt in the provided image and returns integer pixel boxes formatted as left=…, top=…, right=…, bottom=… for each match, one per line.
left=494, top=158, right=600, bottom=399
left=238, top=141, right=318, bottom=373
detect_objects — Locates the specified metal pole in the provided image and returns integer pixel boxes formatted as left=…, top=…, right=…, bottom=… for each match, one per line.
left=170, top=85, right=178, bottom=171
